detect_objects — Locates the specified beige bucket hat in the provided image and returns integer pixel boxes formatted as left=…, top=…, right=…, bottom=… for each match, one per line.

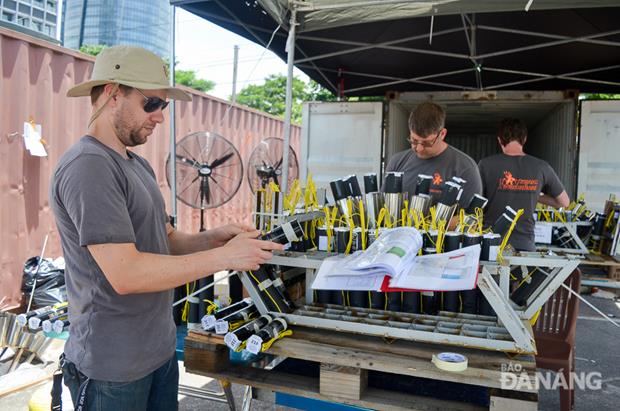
left=67, top=45, right=192, bottom=101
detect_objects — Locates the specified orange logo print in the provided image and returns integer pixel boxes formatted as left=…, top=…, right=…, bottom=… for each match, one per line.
left=502, top=171, right=517, bottom=186
left=432, top=172, right=443, bottom=186
left=499, top=170, right=538, bottom=191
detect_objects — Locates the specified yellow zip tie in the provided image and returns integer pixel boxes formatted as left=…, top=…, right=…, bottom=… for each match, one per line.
left=497, top=209, right=524, bottom=263
left=359, top=199, right=367, bottom=250
left=430, top=206, right=437, bottom=230
left=435, top=221, right=446, bottom=253
left=376, top=207, right=388, bottom=238
left=261, top=329, right=293, bottom=352
left=248, top=270, right=282, bottom=313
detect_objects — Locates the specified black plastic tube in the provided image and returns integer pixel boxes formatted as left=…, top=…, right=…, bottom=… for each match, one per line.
left=364, top=173, right=378, bottom=193
left=330, top=179, right=350, bottom=202
left=415, top=174, right=433, bottom=195
left=345, top=175, right=362, bottom=197
left=384, top=172, right=403, bottom=194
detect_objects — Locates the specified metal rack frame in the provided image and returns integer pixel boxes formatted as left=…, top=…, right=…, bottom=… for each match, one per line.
left=238, top=251, right=579, bottom=354
left=535, top=221, right=591, bottom=254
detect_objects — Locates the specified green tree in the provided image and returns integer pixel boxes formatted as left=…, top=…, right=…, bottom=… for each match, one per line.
left=80, top=44, right=106, bottom=56
left=235, top=74, right=336, bottom=123
left=79, top=45, right=215, bottom=93
left=174, top=69, right=215, bottom=93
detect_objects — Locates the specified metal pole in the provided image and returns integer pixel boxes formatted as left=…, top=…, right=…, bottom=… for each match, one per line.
left=232, top=45, right=239, bottom=104
left=169, top=5, right=177, bottom=228
left=280, top=8, right=297, bottom=199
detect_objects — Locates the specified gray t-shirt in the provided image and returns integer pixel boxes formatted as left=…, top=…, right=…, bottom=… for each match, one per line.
left=385, top=145, right=482, bottom=207
left=478, top=153, right=565, bottom=251
left=50, top=136, right=175, bottom=382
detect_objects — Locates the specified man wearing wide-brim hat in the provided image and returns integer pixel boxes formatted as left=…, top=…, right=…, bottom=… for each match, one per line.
left=50, top=45, right=283, bottom=410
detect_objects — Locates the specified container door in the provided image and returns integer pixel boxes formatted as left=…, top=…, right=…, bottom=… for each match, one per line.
left=578, top=100, right=620, bottom=210
left=300, top=102, right=384, bottom=196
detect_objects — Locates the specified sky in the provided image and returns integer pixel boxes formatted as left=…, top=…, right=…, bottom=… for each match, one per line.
left=174, top=8, right=308, bottom=100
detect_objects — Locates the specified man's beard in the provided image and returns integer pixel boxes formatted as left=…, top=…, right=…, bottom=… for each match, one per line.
left=112, top=107, right=147, bottom=147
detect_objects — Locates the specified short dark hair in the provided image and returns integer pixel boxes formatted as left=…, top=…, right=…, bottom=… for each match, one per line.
left=498, top=118, right=528, bottom=146
left=90, top=84, right=133, bottom=105
left=408, top=102, right=446, bottom=137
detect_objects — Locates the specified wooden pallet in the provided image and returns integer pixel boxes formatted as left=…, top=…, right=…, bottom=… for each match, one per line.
left=184, top=327, right=538, bottom=410
left=580, top=255, right=620, bottom=280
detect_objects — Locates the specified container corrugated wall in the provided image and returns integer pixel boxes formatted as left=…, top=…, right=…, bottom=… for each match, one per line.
left=0, top=27, right=300, bottom=308
left=528, top=101, right=577, bottom=198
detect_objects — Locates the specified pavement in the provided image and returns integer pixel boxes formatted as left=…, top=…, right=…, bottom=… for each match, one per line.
left=1, top=295, right=619, bottom=410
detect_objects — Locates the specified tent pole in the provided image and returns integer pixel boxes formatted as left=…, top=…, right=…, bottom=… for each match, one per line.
left=169, top=5, right=177, bottom=228
left=280, top=7, right=297, bottom=201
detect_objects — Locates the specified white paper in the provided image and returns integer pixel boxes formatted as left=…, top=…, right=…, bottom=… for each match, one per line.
left=23, top=122, right=47, bottom=157
left=389, top=244, right=481, bottom=291
left=312, top=258, right=387, bottom=291
left=201, top=315, right=216, bottom=330
left=224, top=333, right=241, bottom=351
left=534, top=222, right=553, bottom=244
left=246, top=335, right=263, bottom=355
left=214, top=320, right=229, bottom=335
left=318, top=236, right=328, bottom=251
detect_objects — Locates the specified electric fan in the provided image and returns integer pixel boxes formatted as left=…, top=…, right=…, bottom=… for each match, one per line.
left=247, top=137, right=299, bottom=194
left=166, top=131, right=243, bottom=230
left=166, top=131, right=244, bottom=325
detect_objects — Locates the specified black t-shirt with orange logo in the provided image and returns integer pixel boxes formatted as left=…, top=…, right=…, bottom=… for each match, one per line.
left=478, top=153, right=565, bottom=251
left=385, top=145, right=482, bottom=207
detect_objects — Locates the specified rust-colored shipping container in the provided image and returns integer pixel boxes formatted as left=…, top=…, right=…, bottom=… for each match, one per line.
left=0, top=27, right=300, bottom=309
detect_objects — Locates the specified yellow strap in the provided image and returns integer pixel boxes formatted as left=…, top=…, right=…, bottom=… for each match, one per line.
left=248, top=270, right=282, bottom=313
left=430, top=206, right=437, bottom=230
left=497, top=209, right=524, bottom=263
left=261, top=329, right=294, bottom=352
left=435, top=221, right=446, bottom=253
left=359, top=199, right=367, bottom=250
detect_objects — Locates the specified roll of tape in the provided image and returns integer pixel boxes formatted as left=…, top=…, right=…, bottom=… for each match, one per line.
left=431, top=352, right=468, bottom=372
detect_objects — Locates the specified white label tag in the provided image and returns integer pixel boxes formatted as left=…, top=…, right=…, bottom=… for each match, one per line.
left=489, top=245, right=500, bottom=262
left=224, top=333, right=241, bottom=351
left=272, top=278, right=283, bottom=288
left=214, top=320, right=229, bottom=335
left=42, top=320, right=53, bottom=333
left=258, top=279, right=273, bottom=291
left=246, top=335, right=263, bottom=355
left=201, top=315, right=216, bottom=330
left=534, top=222, right=553, bottom=244
left=53, top=320, right=64, bottom=334
left=318, top=236, right=328, bottom=251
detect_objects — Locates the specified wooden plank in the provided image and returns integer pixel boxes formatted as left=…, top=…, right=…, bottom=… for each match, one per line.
left=489, top=396, right=537, bottom=411
left=185, top=332, right=536, bottom=393
left=184, top=338, right=229, bottom=373
left=320, top=363, right=367, bottom=401
left=185, top=364, right=485, bottom=411
left=188, top=327, right=536, bottom=373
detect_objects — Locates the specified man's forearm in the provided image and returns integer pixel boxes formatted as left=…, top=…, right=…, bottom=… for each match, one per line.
left=168, top=230, right=210, bottom=255
left=538, top=194, right=562, bottom=208
left=100, top=246, right=227, bottom=294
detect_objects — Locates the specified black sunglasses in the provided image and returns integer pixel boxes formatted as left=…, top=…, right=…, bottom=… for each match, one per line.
left=134, top=88, right=169, bottom=113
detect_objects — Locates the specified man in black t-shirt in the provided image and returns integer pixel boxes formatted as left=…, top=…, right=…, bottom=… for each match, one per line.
left=386, top=102, right=482, bottom=208
left=478, top=118, right=569, bottom=251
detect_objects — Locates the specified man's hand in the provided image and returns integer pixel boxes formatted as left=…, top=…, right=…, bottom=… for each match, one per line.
left=206, top=223, right=256, bottom=249
left=220, top=230, right=285, bottom=271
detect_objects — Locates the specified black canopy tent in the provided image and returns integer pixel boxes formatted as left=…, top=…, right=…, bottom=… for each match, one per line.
left=169, top=0, right=620, bottom=194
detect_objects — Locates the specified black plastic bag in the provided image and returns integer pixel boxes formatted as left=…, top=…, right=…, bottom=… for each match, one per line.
left=22, top=256, right=66, bottom=307
left=22, top=257, right=65, bottom=290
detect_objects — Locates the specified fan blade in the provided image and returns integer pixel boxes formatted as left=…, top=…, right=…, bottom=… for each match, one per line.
left=201, top=176, right=211, bottom=205
left=210, top=152, right=235, bottom=169
left=274, top=156, right=283, bottom=170
left=176, top=154, right=200, bottom=169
